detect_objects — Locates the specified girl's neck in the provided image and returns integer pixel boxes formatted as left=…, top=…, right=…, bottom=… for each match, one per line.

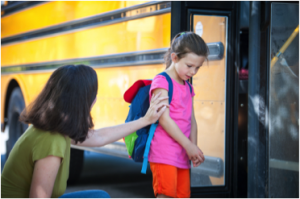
left=165, top=64, right=185, bottom=85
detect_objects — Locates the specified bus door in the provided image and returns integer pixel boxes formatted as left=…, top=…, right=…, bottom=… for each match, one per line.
left=170, top=2, right=239, bottom=197
left=261, top=2, right=299, bottom=197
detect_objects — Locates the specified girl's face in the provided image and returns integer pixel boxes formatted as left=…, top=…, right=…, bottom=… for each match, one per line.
left=172, top=52, right=206, bottom=82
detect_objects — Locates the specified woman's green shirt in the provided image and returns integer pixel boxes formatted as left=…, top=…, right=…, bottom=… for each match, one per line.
left=1, top=125, right=71, bottom=198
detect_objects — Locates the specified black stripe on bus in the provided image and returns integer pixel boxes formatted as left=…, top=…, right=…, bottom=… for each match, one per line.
left=1, top=42, right=224, bottom=74
left=1, top=1, right=45, bottom=17
left=1, top=49, right=167, bottom=74
left=1, top=1, right=171, bottom=45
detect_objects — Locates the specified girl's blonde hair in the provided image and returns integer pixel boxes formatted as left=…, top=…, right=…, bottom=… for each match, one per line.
left=164, top=32, right=209, bottom=68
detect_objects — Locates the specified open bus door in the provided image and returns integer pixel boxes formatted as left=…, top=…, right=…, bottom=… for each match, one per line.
left=171, top=1, right=299, bottom=198
left=170, top=2, right=240, bottom=197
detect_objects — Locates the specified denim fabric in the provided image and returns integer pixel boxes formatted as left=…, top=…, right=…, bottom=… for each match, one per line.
left=60, top=190, right=110, bottom=198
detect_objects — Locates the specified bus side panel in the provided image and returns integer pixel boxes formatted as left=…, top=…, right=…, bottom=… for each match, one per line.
left=18, top=72, right=52, bottom=103
left=2, top=13, right=171, bottom=67
left=2, top=63, right=166, bottom=140
left=1, top=1, right=149, bottom=38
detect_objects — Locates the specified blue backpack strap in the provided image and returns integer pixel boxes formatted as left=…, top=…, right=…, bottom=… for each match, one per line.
left=141, top=72, right=173, bottom=174
left=186, top=80, right=193, bottom=95
left=141, top=123, right=158, bottom=174
left=157, top=72, right=173, bottom=104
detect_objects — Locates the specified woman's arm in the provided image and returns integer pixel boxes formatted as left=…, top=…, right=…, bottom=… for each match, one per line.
left=151, top=88, right=204, bottom=163
left=29, top=155, right=61, bottom=198
left=72, top=92, right=169, bottom=147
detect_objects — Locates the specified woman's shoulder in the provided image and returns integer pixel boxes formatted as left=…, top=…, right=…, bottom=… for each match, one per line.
left=27, top=125, right=69, bottom=144
left=29, top=126, right=70, bottom=162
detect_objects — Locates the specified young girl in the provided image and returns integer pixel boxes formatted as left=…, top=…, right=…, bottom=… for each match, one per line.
left=1, top=64, right=168, bottom=198
left=148, top=32, right=208, bottom=198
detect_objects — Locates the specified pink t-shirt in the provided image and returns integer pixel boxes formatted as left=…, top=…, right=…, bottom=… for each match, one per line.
left=148, top=75, right=195, bottom=169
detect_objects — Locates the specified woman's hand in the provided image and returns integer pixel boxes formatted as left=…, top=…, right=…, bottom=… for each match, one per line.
left=143, top=92, right=169, bottom=125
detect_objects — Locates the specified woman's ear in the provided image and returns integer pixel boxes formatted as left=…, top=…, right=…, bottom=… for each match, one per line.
left=171, top=52, right=178, bottom=63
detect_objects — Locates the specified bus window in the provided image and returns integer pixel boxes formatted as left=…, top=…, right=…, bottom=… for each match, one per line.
left=190, top=15, right=228, bottom=187
left=269, top=3, right=299, bottom=197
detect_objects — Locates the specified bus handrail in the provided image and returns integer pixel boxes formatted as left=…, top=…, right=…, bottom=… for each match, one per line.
left=71, top=142, right=224, bottom=178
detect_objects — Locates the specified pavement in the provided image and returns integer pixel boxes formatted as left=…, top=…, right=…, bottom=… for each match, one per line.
left=66, top=151, right=154, bottom=198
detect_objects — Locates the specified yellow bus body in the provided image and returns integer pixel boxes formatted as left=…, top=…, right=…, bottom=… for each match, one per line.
left=1, top=3, right=171, bottom=124
left=1, top=1, right=149, bottom=38
left=2, top=1, right=226, bottom=186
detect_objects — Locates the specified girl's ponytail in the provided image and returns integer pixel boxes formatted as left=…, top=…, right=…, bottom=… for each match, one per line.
left=164, top=48, right=172, bottom=69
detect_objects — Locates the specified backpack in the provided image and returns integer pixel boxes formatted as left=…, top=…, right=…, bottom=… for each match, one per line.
left=123, top=72, right=192, bottom=174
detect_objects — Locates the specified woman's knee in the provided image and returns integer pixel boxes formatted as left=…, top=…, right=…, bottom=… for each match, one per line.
left=60, top=190, right=110, bottom=198
left=86, top=190, right=110, bottom=198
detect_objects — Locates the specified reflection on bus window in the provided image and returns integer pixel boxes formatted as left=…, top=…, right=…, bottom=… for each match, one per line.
left=269, top=3, right=299, bottom=198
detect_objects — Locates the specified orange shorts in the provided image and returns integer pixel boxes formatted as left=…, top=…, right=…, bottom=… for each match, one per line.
left=149, top=162, right=190, bottom=198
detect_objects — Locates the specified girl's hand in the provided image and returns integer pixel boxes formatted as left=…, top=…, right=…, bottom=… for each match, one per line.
left=192, top=158, right=203, bottom=167
left=144, top=92, right=169, bottom=125
left=186, top=143, right=205, bottom=166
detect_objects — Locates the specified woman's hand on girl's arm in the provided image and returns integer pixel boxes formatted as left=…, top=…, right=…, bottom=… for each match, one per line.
left=143, top=92, right=170, bottom=124
left=30, top=155, right=61, bottom=198
left=73, top=92, right=169, bottom=147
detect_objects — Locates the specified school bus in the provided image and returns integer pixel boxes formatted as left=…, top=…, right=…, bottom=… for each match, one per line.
left=1, top=1, right=298, bottom=197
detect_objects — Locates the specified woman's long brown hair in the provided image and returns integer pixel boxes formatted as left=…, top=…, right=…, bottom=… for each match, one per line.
left=20, top=64, right=98, bottom=143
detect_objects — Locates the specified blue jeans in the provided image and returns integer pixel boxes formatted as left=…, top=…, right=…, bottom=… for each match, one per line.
left=60, top=190, right=110, bottom=198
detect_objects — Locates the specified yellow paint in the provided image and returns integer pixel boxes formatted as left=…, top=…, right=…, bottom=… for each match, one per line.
left=2, top=2, right=229, bottom=187
left=1, top=64, right=165, bottom=129
left=1, top=1, right=149, bottom=38
left=1, top=1, right=170, bottom=134
left=125, top=1, right=149, bottom=7
left=2, top=13, right=170, bottom=66
left=0, top=0, right=149, bottom=39
left=0, top=0, right=171, bottom=127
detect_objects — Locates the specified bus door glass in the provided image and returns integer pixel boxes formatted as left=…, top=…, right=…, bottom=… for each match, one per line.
left=269, top=2, right=299, bottom=197
left=190, top=14, right=228, bottom=187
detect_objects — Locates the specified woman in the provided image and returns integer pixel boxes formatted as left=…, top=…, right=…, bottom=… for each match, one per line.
left=1, top=64, right=168, bottom=198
